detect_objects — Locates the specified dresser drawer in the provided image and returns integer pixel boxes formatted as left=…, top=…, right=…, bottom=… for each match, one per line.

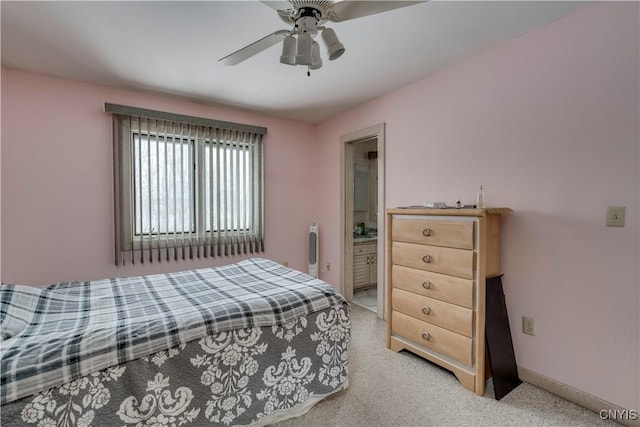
left=392, top=311, right=472, bottom=366
left=392, top=241, right=474, bottom=279
left=392, top=288, right=473, bottom=337
left=392, top=218, right=473, bottom=250
left=392, top=265, right=473, bottom=309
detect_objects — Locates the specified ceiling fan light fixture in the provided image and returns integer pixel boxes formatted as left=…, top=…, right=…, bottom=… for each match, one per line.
left=321, top=28, right=345, bottom=61
left=280, top=35, right=296, bottom=65
left=295, top=33, right=313, bottom=66
left=220, top=1, right=424, bottom=67
left=310, top=41, right=323, bottom=70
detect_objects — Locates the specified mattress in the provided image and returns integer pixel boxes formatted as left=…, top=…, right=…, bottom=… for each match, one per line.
left=1, top=258, right=350, bottom=425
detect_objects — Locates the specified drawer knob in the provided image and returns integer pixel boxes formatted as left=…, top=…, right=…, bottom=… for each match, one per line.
left=422, top=255, right=431, bottom=263
left=422, top=306, right=431, bottom=315
left=421, top=332, right=430, bottom=341
left=422, top=281, right=431, bottom=289
left=422, top=228, right=431, bottom=237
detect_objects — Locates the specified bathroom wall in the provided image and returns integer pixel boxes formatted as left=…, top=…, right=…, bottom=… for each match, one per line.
left=353, top=139, right=377, bottom=230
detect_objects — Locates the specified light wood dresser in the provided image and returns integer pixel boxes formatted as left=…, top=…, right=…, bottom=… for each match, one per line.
left=385, top=207, right=512, bottom=396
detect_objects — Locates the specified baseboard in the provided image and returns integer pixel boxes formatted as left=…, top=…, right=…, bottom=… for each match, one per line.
left=518, top=366, right=639, bottom=427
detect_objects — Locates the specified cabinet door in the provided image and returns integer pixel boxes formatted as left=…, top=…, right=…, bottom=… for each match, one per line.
left=368, top=253, right=377, bottom=285
left=353, top=253, right=369, bottom=289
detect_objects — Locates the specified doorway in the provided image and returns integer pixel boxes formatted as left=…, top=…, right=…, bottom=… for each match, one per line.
left=341, top=124, right=385, bottom=319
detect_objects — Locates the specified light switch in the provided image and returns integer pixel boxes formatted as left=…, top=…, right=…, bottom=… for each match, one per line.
left=606, top=206, right=625, bottom=227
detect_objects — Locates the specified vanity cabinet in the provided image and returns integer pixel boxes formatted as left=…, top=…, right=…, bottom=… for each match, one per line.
left=385, top=208, right=511, bottom=396
left=353, top=241, right=377, bottom=289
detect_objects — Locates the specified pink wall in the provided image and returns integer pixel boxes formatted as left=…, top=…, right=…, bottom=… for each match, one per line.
left=2, top=0, right=638, bottom=413
left=315, top=2, right=639, bottom=411
left=1, top=70, right=321, bottom=285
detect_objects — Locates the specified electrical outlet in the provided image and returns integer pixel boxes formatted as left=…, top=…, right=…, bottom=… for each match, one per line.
left=326, top=262, right=331, bottom=271
left=606, top=206, right=625, bottom=227
left=523, top=316, right=535, bottom=336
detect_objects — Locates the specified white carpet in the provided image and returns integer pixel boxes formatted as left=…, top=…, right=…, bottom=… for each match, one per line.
left=277, top=304, right=611, bottom=427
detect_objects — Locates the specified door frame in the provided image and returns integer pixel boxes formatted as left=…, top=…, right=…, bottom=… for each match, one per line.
left=341, top=123, right=385, bottom=319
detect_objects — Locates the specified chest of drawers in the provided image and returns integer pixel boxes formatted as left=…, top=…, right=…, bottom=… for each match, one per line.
left=385, top=207, right=511, bottom=396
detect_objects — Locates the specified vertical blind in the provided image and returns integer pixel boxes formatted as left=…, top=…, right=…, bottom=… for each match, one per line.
left=107, top=103, right=266, bottom=265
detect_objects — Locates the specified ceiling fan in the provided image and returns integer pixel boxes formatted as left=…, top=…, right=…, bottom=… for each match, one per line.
left=219, top=1, right=424, bottom=71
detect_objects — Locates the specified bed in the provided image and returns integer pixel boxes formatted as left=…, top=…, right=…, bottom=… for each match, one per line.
left=0, top=258, right=350, bottom=426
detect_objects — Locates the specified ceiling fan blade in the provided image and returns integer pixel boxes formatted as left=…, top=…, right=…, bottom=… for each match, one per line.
left=219, top=30, right=290, bottom=65
left=260, top=1, right=297, bottom=24
left=329, top=1, right=425, bottom=22
left=260, top=1, right=294, bottom=12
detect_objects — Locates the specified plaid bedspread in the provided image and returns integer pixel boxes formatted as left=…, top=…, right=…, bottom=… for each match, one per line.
left=0, top=258, right=346, bottom=404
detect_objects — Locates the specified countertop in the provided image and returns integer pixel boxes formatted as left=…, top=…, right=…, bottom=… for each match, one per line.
left=353, top=236, right=378, bottom=244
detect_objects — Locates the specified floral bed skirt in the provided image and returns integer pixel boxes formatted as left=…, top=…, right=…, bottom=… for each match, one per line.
left=1, top=302, right=350, bottom=426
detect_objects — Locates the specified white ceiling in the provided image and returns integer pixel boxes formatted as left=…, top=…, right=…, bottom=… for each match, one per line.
left=1, top=1, right=590, bottom=124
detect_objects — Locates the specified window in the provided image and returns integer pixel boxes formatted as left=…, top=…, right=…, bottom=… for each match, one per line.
left=108, top=104, right=265, bottom=265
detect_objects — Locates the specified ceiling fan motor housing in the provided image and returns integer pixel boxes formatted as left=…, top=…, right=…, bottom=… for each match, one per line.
left=278, top=1, right=334, bottom=25
left=295, top=13, right=319, bottom=37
